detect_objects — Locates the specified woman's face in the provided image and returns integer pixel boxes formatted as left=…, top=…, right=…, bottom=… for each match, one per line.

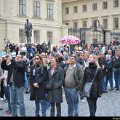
left=88, top=55, right=95, bottom=63
left=34, top=56, right=40, bottom=64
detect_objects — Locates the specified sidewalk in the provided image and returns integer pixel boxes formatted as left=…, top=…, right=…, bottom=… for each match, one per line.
left=0, top=90, right=120, bottom=117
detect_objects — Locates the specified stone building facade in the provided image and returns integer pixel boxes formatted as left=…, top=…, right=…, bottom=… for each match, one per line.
left=0, top=0, right=68, bottom=50
left=62, top=0, right=120, bottom=46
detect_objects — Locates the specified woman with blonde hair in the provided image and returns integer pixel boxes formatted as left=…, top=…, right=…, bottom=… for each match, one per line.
left=82, top=54, right=102, bottom=117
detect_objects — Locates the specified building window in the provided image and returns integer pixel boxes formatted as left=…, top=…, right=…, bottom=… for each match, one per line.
left=19, top=29, right=26, bottom=43
left=34, top=30, right=40, bottom=43
left=65, top=23, right=69, bottom=26
left=103, top=19, right=108, bottom=29
left=19, top=0, right=26, bottom=15
left=33, top=0, right=40, bottom=17
left=113, top=0, right=119, bottom=8
left=65, top=7, right=69, bottom=14
left=73, top=6, right=78, bottom=13
left=92, top=19, right=98, bottom=30
left=82, top=21, right=87, bottom=28
left=47, top=3, right=53, bottom=19
left=73, top=22, right=78, bottom=29
left=92, top=3, right=97, bottom=11
left=113, top=17, right=119, bottom=29
left=47, top=31, right=53, bottom=44
left=103, top=2, right=108, bottom=9
left=82, top=5, right=87, bottom=12
left=93, top=39, right=97, bottom=44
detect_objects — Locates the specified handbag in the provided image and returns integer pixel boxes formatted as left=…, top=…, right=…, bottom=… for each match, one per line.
left=83, top=67, right=99, bottom=98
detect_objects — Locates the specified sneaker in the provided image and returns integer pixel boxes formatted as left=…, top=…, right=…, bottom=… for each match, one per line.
left=0, top=98, right=4, bottom=100
left=80, top=99, right=85, bottom=103
left=17, top=104, right=20, bottom=108
left=4, top=99, right=8, bottom=103
left=25, top=90, right=30, bottom=94
left=114, top=88, right=119, bottom=91
left=5, top=110, right=12, bottom=114
left=102, top=90, right=108, bottom=93
left=0, top=108, right=3, bottom=110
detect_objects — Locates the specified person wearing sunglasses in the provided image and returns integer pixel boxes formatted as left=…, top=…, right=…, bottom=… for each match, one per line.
left=29, top=54, right=47, bottom=117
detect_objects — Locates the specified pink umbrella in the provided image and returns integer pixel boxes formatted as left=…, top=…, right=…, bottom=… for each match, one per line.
left=60, top=35, right=81, bottom=45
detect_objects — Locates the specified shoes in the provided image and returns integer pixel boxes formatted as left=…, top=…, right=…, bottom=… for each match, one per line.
left=0, top=98, right=4, bottom=100
left=0, top=108, right=3, bottom=110
left=25, top=89, right=30, bottom=94
left=80, top=99, right=85, bottom=103
left=5, top=110, right=12, bottom=114
left=102, top=90, right=108, bottom=93
left=109, top=88, right=114, bottom=91
left=17, top=105, right=20, bottom=108
left=113, top=88, right=119, bottom=91
left=4, top=99, right=8, bottom=103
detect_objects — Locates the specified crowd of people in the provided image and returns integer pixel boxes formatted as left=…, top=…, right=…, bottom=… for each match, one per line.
left=0, top=42, right=120, bottom=117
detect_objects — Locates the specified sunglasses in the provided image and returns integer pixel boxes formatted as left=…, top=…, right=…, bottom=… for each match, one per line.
left=35, top=57, right=40, bottom=60
left=69, top=57, right=75, bottom=59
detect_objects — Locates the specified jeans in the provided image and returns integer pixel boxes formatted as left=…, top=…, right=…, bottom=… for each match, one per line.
left=87, top=98, right=97, bottom=117
left=24, top=72, right=29, bottom=90
left=105, top=76, right=113, bottom=90
left=102, top=76, right=106, bottom=92
left=9, top=85, right=26, bottom=116
left=114, top=69, right=120, bottom=90
left=35, top=100, right=46, bottom=116
left=44, top=94, right=50, bottom=110
left=4, top=86, right=11, bottom=112
left=64, top=87, right=79, bottom=116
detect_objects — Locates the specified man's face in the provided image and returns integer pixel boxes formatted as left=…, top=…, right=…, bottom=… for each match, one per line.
left=100, top=53, right=105, bottom=58
left=108, top=50, right=112, bottom=55
left=116, top=51, right=120, bottom=57
left=16, top=55, right=23, bottom=62
left=69, top=57, right=76, bottom=64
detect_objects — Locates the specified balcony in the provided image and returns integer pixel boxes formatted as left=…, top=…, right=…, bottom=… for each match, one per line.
left=62, top=0, right=78, bottom=3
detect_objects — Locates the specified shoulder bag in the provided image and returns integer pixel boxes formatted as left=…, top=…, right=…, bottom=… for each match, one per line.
left=83, top=67, right=99, bottom=98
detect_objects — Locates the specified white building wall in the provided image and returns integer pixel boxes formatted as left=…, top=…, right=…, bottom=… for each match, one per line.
left=0, top=0, right=66, bottom=50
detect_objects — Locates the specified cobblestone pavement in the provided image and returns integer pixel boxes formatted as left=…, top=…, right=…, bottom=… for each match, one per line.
left=0, top=90, right=120, bottom=117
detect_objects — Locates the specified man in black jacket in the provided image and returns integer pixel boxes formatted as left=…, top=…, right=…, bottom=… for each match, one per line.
left=98, top=52, right=107, bottom=93
left=112, top=49, right=120, bottom=91
left=1, top=54, right=26, bottom=116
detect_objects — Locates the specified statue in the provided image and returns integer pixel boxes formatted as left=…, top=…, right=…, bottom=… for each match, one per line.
left=24, top=19, right=33, bottom=43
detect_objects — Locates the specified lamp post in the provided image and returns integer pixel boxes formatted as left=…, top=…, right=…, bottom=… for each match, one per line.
left=91, top=19, right=106, bottom=44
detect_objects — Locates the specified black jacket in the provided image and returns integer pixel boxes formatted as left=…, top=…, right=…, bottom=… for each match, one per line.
left=1, top=59, right=25, bottom=88
left=98, top=57, right=106, bottom=76
left=29, top=65, right=47, bottom=101
left=112, top=56, right=120, bottom=68
left=82, top=63, right=102, bottom=99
